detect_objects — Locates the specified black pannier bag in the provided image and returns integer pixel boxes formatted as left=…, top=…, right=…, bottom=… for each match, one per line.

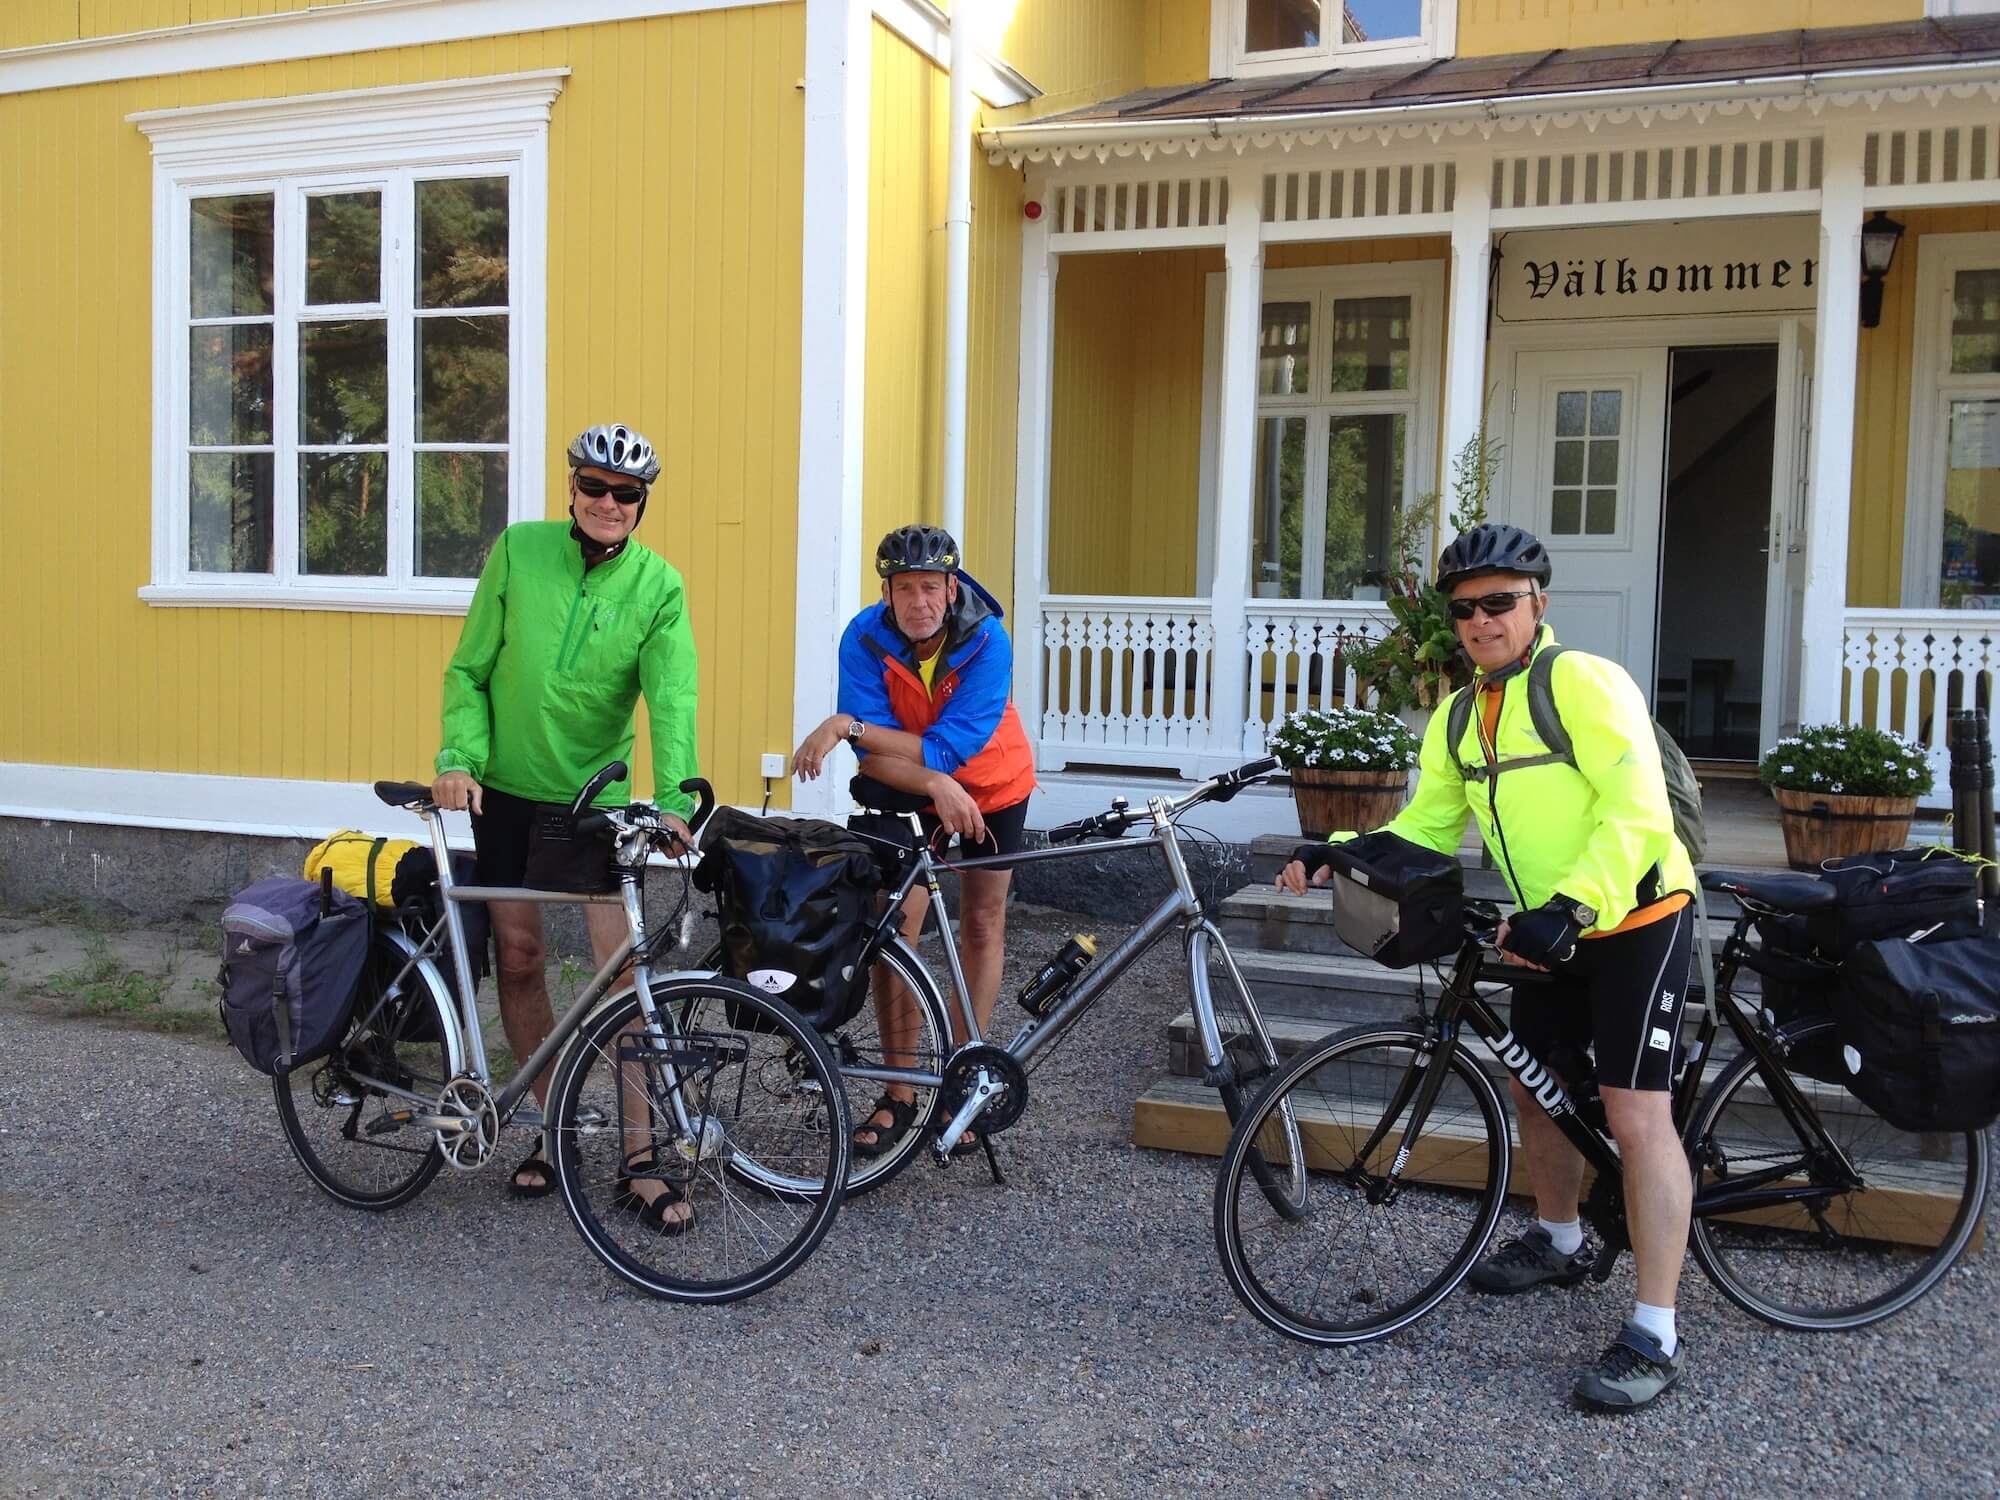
left=692, top=808, right=883, bottom=1031
left=1803, top=848, right=1980, bottom=957
left=1746, top=913, right=1840, bottom=1025
left=1831, top=936, right=2000, bottom=1134
left=1320, top=830, right=1465, bottom=969
left=219, top=877, right=371, bottom=1075
left=391, top=846, right=490, bottom=1002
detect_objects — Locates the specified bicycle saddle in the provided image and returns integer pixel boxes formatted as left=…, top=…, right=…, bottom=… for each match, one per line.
left=1700, top=869, right=1836, bottom=912
left=849, top=774, right=930, bottom=816
left=374, top=780, right=434, bottom=808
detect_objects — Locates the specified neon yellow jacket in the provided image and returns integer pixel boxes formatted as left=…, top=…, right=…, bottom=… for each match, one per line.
left=436, top=521, right=699, bottom=814
left=1368, top=625, right=1696, bottom=933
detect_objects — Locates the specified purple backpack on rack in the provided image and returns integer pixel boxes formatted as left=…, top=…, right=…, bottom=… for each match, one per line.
left=218, top=876, right=371, bottom=1075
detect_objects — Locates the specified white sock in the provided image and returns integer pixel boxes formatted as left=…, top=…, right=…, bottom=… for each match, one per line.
left=1538, top=1217, right=1583, bottom=1255
left=1632, top=1300, right=1678, bottom=1357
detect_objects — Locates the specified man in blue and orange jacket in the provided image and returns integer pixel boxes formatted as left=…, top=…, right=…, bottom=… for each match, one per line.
left=793, top=523, right=1036, bottom=1158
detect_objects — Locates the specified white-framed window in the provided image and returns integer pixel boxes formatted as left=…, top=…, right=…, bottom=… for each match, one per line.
left=1928, top=2, right=2000, bottom=17
left=1210, top=0, right=1454, bottom=80
left=132, top=70, right=564, bottom=612
left=1903, top=231, right=2000, bottom=611
left=1197, top=261, right=1445, bottom=598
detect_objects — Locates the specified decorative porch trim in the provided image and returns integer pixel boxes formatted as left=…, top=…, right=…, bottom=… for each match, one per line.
left=1842, top=608, right=2000, bottom=794
left=1262, top=160, right=1456, bottom=242
left=1037, top=596, right=1216, bottom=776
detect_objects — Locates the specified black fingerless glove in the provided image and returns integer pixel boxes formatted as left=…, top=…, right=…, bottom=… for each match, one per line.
left=1500, top=899, right=1585, bottom=966
left=1291, top=842, right=1338, bottom=877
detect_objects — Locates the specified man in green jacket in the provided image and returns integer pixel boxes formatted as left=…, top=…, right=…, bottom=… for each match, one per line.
left=431, top=423, right=699, bottom=1211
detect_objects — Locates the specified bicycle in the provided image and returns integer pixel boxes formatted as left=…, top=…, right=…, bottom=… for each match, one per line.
left=271, top=761, right=852, bottom=1304
left=1213, top=865, right=1992, bottom=1344
left=679, top=757, right=1309, bottom=1215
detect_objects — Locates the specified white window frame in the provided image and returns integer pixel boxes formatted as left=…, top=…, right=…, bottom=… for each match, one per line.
left=1210, top=0, right=1454, bottom=81
left=1901, top=229, right=2000, bottom=610
left=1927, top=2, right=2000, bottom=17
left=1196, top=259, right=1445, bottom=597
left=132, top=69, right=565, bottom=613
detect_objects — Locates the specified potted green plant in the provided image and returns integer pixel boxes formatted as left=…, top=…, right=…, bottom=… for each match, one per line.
left=1267, top=705, right=1421, bottom=838
left=1758, top=724, right=1935, bottom=869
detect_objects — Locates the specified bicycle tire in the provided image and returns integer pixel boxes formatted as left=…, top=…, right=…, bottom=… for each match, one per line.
left=1200, top=923, right=1308, bottom=1220
left=547, top=978, right=849, bottom=1305
left=274, top=929, right=462, bottom=1210
left=1687, top=1016, right=1991, bottom=1332
left=1214, top=1024, right=1509, bottom=1346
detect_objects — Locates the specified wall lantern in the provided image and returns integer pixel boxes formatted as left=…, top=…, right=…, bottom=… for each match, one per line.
left=1859, top=211, right=1906, bottom=329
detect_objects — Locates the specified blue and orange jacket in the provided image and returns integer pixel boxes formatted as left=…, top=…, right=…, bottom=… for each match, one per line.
left=837, top=570, right=1037, bottom=814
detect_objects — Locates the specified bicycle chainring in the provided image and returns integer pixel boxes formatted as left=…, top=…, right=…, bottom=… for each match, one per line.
left=434, top=1074, right=500, bottom=1170
left=937, top=1044, right=1030, bottom=1135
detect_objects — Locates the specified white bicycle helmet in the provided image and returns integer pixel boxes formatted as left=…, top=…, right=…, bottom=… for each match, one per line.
left=567, top=423, right=661, bottom=486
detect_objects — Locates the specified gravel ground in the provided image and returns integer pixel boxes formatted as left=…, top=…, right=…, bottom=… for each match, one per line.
left=1, top=905, right=1995, bottom=1498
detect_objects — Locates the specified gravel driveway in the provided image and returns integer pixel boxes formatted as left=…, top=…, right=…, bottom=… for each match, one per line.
left=2, top=906, right=1994, bottom=1498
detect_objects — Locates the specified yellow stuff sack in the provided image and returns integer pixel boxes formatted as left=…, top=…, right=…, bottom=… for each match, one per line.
left=304, top=830, right=418, bottom=910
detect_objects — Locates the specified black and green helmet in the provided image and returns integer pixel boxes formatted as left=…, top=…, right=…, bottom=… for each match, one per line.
left=875, top=524, right=960, bottom=579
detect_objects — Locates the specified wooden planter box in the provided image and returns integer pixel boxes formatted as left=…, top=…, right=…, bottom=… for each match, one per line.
left=1291, top=768, right=1409, bottom=840
left=1772, top=788, right=1918, bottom=870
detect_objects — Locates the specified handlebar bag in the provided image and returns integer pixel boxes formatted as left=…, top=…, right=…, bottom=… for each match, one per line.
left=1323, top=831, right=1465, bottom=969
left=1832, top=936, right=2000, bottom=1134
left=218, top=877, right=371, bottom=1075
left=693, top=807, right=882, bottom=1032
left=523, top=804, right=620, bottom=894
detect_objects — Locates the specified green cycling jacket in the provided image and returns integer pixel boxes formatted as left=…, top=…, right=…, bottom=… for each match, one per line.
left=436, top=521, right=699, bottom=815
left=1368, top=625, right=1696, bottom=933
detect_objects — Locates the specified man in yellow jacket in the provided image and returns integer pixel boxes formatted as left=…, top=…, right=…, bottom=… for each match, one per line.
left=1280, top=523, right=1696, bottom=1412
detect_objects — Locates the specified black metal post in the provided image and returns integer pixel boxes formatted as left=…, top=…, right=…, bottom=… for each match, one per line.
left=1977, top=675, right=1997, bottom=907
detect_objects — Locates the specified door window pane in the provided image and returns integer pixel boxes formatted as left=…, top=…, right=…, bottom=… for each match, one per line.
left=1550, top=388, right=1621, bottom=536
left=417, top=314, right=509, bottom=443
left=417, top=452, right=510, bottom=578
left=300, top=319, right=389, bottom=445
left=1259, top=302, right=1311, bottom=396
left=1555, top=389, right=1587, bottom=437
left=417, top=177, right=509, bottom=308
left=1324, top=413, right=1406, bottom=598
left=188, top=324, right=272, bottom=446
left=300, top=452, right=389, bottom=576
left=1950, top=269, right=2000, bottom=376
left=1246, top=0, right=1320, bottom=51
left=1590, top=388, right=1623, bottom=436
left=1943, top=398, right=2000, bottom=608
left=305, top=191, right=382, bottom=305
left=188, top=453, right=274, bottom=573
left=1329, top=296, right=1410, bottom=392
left=190, top=194, right=273, bottom=318
left=1252, top=416, right=1308, bottom=598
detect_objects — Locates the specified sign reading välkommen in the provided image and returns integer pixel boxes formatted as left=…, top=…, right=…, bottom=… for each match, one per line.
left=1495, top=218, right=1820, bottom=322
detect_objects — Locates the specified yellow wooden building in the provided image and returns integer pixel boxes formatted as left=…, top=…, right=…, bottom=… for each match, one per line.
left=1, top=0, right=1996, bottom=851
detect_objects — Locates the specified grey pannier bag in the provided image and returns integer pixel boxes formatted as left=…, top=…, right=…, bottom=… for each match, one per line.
left=219, top=876, right=371, bottom=1075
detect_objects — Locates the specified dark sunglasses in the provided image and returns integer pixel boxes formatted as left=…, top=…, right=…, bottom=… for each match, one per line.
left=1448, top=589, right=1538, bottom=622
left=573, top=475, right=646, bottom=505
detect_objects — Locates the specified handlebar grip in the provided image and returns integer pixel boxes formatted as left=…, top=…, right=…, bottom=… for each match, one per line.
left=570, top=760, right=629, bottom=818
left=1210, top=755, right=1281, bottom=804
left=1048, top=818, right=1092, bottom=845
left=573, top=810, right=614, bottom=837
left=679, top=777, right=717, bottom=834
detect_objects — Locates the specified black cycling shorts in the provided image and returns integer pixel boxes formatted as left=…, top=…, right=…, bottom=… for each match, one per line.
left=1506, top=902, right=1694, bottom=1094
left=469, top=786, right=619, bottom=896
left=918, top=796, right=1031, bottom=859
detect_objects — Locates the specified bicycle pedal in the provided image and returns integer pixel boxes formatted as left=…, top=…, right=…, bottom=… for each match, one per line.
left=364, top=1108, right=415, bottom=1137
left=1588, top=1240, right=1623, bottom=1283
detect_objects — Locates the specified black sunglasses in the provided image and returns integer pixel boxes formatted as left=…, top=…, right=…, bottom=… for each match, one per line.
left=573, top=474, right=646, bottom=505
left=1448, top=589, right=1538, bottom=622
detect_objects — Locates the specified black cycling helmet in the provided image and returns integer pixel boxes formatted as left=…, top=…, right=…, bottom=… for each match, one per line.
left=875, top=524, right=960, bottom=579
left=1436, top=523, right=1552, bottom=591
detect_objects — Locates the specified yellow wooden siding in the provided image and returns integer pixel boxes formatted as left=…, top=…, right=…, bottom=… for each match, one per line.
left=1, top=0, right=384, bottom=48
left=1048, top=237, right=1449, bottom=599
left=973, top=0, right=1150, bottom=122
left=0, top=6, right=806, bottom=810
left=1146, top=0, right=1213, bottom=85
left=1458, top=0, right=1923, bottom=55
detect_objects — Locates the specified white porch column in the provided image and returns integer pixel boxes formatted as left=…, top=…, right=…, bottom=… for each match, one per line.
left=1212, top=165, right=1264, bottom=758
left=1010, top=195, right=1058, bottom=756
left=790, top=0, right=871, bottom=817
left=1798, top=128, right=1865, bottom=729
left=1439, top=153, right=1492, bottom=548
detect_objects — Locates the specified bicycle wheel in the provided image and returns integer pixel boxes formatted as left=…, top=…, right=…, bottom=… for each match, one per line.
left=274, top=929, right=462, bottom=1210
left=547, top=979, right=849, bottom=1304
left=1198, top=923, right=1308, bottom=1219
left=1688, top=1017, right=1991, bottom=1332
left=687, top=935, right=948, bottom=1195
left=1214, top=1024, right=1510, bottom=1346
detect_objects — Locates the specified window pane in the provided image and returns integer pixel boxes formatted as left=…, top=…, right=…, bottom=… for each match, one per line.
left=1252, top=416, right=1308, bottom=598
left=1324, top=413, right=1406, bottom=599
left=1950, top=268, right=2000, bottom=376
left=417, top=314, right=509, bottom=443
left=1589, top=388, right=1623, bottom=436
left=300, top=452, right=389, bottom=577
left=189, top=324, right=272, bottom=446
left=188, top=452, right=273, bottom=573
left=1246, top=0, right=1319, bottom=51
left=1329, top=296, right=1410, bottom=392
left=190, top=194, right=273, bottom=319
left=1553, top=440, right=1584, bottom=485
left=1942, top=398, right=2000, bottom=608
left=305, top=191, right=382, bottom=305
left=1555, top=390, right=1587, bottom=437
left=1551, top=488, right=1582, bottom=534
left=417, top=177, right=509, bottom=308
left=1342, top=0, right=1422, bottom=43
left=1587, top=439, right=1619, bottom=485
left=417, top=452, right=510, bottom=579
left=1259, top=301, right=1311, bottom=397
left=300, top=319, right=389, bottom=445
left=1585, top=488, right=1617, bottom=535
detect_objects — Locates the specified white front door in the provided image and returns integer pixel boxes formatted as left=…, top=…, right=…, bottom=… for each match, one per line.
left=1505, top=347, right=1671, bottom=694
left=1764, top=317, right=1815, bottom=745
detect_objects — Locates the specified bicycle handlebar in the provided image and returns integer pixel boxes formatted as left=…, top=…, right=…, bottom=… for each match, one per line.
left=1048, top=757, right=1282, bottom=844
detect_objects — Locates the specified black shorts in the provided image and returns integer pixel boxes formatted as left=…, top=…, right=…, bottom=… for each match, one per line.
left=918, top=796, right=1031, bottom=858
left=1507, top=903, right=1694, bottom=1094
left=469, top=786, right=619, bottom=895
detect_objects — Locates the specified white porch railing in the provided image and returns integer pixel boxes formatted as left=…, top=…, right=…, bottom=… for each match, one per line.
left=1841, top=609, right=2000, bottom=794
left=1038, top=595, right=1216, bottom=775
left=1242, top=601, right=1394, bottom=753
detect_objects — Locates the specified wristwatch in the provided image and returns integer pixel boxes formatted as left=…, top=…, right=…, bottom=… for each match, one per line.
left=1553, top=893, right=1597, bottom=929
left=845, top=717, right=868, bottom=743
